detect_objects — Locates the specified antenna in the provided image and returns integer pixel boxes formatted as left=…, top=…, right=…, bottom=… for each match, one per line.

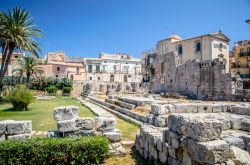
left=246, top=20, right=250, bottom=39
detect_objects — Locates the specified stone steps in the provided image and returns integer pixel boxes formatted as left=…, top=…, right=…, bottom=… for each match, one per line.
left=105, top=98, right=135, bottom=110
left=88, top=96, right=147, bottom=123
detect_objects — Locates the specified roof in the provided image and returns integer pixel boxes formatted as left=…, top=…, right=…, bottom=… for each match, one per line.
left=158, top=31, right=230, bottom=43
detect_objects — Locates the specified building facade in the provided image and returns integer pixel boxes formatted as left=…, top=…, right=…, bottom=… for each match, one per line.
left=230, top=40, right=250, bottom=89
left=141, top=32, right=246, bottom=100
left=86, top=52, right=142, bottom=83
left=41, top=52, right=86, bottom=81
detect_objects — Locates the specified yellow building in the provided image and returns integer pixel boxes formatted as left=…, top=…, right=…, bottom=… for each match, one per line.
left=230, top=40, right=250, bottom=88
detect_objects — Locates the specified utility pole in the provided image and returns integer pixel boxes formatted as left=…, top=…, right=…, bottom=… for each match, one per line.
left=246, top=20, right=250, bottom=39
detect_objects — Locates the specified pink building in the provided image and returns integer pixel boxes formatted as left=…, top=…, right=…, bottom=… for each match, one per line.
left=41, top=52, right=86, bottom=81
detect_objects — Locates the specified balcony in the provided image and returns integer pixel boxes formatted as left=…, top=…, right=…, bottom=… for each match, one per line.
left=239, top=52, right=250, bottom=57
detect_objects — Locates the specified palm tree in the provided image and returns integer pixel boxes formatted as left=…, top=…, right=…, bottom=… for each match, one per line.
left=13, top=56, right=44, bottom=83
left=0, top=7, right=42, bottom=93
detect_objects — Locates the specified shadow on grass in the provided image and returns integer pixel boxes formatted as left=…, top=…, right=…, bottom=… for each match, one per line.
left=2, top=108, right=14, bottom=112
left=130, top=147, right=152, bottom=165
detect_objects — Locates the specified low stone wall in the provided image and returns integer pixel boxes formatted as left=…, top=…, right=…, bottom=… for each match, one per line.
left=0, top=120, right=32, bottom=141
left=134, top=101, right=250, bottom=165
left=48, top=106, right=122, bottom=143
left=135, top=114, right=250, bottom=165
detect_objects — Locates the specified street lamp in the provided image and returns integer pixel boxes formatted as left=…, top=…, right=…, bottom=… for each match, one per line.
left=246, top=20, right=250, bottom=39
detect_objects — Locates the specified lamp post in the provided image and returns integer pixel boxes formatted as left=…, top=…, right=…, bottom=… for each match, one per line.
left=246, top=20, right=250, bottom=39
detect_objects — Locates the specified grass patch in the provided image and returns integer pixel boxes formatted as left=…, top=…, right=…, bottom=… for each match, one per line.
left=0, top=96, right=96, bottom=131
left=115, top=117, right=139, bottom=141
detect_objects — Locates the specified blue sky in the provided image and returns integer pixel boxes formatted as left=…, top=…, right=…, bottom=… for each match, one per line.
left=1, top=0, right=250, bottom=58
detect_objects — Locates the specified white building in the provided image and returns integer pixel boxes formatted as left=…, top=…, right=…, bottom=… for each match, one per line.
left=86, top=52, right=142, bottom=83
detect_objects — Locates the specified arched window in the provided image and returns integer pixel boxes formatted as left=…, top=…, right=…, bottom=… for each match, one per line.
left=195, top=41, right=201, bottom=52
left=178, top=44, right=182, bottom=54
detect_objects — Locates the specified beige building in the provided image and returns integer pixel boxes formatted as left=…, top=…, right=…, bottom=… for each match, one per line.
left=42, top=52, right=86, bottom=81
left=86, top=52, right=142, bottom=83
left=230, top=40, right=250, bottom=88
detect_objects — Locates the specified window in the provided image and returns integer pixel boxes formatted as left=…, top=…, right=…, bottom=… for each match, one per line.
left=161, top=62, right=164, bottom=73
left=113, top=65, right=119, bottom=73
left=89, top=76, right=92, bottom=80
left=55, top=75, right=58, bottom=77
left=57, top=67, right=60, bottom=71
left=237, top=61, right=240, bottom=68
left=76, top=67, right=79, bottom=74
left=88, top=65, right=92, bottom=73
left=248, top=60, right=250, bottom=68
left=240, top=48, right=244, bottom=53
left=70, top=75, right=73, bottom=80
left=195, top=41, right=201, bottom=52
left=98, top=77, right=100, bottom=80
left=124, top=66, right=129, bottom=74
left=178, top=44, right=182, bottom=54
left=247, top=47, right=250, bottom=53
left=96, top=65, right=100, bottom=73
left=103, top=65, right=108, bottom=73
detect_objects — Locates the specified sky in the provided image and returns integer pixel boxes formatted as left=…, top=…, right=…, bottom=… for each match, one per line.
left=0, top=0, right=250, bottom=58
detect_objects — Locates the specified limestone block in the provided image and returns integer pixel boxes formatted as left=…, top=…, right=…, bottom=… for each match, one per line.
left=229, top=146, right=250, bottom=165
left=187, top=139, right=230, bottom=164
left=54, top=106, right=79, bottom=121
left=47, top=130, right=61, bottom=138
left=0, top=134, right=5, bottom=141
left=6, top=121, right=32, bottom=135
left=159, top=150, right=168, bottom=163
left=168, top=157, right=182, bottom=165
left=7, top=133, right=31, bottom=140
left=146, top=114, right=154, bottom=125
left=197, top=105, right=213, bottom=113
left=76, top=118, right=95, bottom=130
left=168, top=147, right=177, bottom=159
left=79, top=130, right=97, bottom=136
left=63, top=131, right=80, bottom=137
left=103, top=131, right=122, bottom=142
left=229, top=115, right=245, bottom=130
left=149, top=144, right=158, bottom=160
left=223, top=136, right=244, bottom=149
left=143, top=150, right=149, bottom=159
left=168, top=114, right=189, bottom=134
left=156, top=139, right=163, bottom=151
left=154, top=115, right=168, bottom=127
left=174, top=104, right=197, bottom=113
left=185, top=118, right=223, bottom=142
left=182, top=151, right=192, bottom=165
left=213, top=115, right=231, bottom=130
left=151, top=104, right=167, bottom=115
left=241, top=119, right=250, bottom=132
left=95, top=117, right=116, bottom=131
left=0, top=120, right=14, bottom=134
left=239, top=134, right=250, bottom=150
left=57, top=119, right=78, bottom=132
left=230, top=105, right=247, bottom=115
left=247, top=143, right=250, bottom=153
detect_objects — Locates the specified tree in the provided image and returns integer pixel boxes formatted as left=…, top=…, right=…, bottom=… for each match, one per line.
left=0, top=7, right=42, bottom=93
left=13, top=56, right=44, bottom=83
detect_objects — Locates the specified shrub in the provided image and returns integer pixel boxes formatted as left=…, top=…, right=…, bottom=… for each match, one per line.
left=47, top=85, right=57, bottom=94
left=62, top=86, right=72, bottom=93
left=0, top=136, right=109, bottom=165
left=9, top=85, right=34, bottom=111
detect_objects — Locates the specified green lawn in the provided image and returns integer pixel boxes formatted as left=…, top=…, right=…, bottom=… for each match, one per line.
left=0, top=97, right=96, bottom=131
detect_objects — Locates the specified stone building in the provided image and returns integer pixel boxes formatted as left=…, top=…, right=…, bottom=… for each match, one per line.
left=141, top=48, right=157, bottom=83
left=142, top=32, right=247, bottom=100
left=41, top=52, right=86, bottom=81
left=85, top=52, right=141, bottom=83
left=230, top=40, right=250, bottom=88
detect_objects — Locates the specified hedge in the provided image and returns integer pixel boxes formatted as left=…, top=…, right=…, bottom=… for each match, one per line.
left=0, top=136, right=109, bottom=165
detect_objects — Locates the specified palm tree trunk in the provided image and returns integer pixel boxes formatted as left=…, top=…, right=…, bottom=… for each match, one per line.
left=0, top=43, right=15, bottom=95
left=26, top=72, right=30, bottom=83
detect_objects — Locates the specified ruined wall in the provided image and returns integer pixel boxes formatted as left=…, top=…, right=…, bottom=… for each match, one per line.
left=152, top=52, right=240, bottom=100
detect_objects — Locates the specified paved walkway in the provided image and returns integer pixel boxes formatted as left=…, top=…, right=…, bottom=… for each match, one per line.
left=77, top=97, right=114, bottom=117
